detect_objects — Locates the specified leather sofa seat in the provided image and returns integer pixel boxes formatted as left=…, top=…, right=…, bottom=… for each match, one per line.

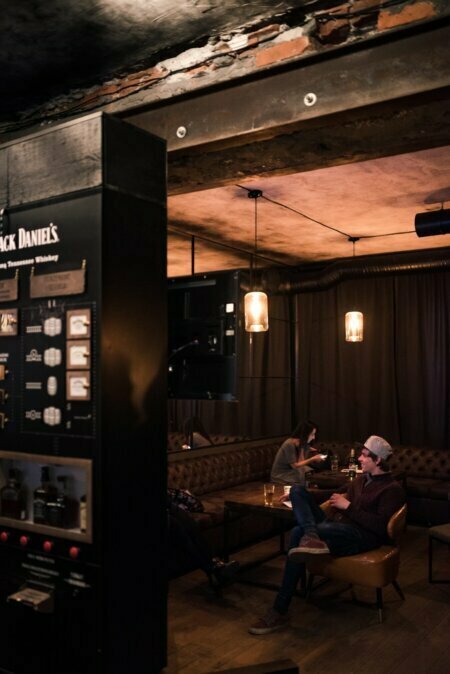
left=306, top=503, right=407, bottom=622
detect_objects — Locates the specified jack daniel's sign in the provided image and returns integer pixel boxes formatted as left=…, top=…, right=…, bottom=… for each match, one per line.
left=0, top=223, right=60, bottom=253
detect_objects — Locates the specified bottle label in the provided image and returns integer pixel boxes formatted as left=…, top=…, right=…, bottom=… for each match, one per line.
left=33, top=498, right=47, bottom=522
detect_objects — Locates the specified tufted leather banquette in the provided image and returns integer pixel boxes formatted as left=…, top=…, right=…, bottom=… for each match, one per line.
left=168, top=437, right=285, bottom=566
left=167, top=437, right=449, bottom=576
left=168, top=433, right=247, bottom=452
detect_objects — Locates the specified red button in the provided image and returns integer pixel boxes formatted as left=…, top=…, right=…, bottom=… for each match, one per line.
left=19, top=535, right=29, bottom=547
left=69, top=546, right=80, bottom=560
left=43, top=540, right=53, bottom=553
left=0, top=531, right=9, bottom=543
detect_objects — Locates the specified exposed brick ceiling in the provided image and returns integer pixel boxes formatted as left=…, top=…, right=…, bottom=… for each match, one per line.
left=2, top=0, right=310, bottom=117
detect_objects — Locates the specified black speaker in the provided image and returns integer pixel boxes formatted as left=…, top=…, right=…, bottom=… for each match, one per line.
left=415, top=208, right=450, bottom=237
left=168, top=271, right=239, bottom=400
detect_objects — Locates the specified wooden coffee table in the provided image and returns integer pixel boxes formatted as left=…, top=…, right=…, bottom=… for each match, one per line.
left=224, top=488, right=306, bottom=593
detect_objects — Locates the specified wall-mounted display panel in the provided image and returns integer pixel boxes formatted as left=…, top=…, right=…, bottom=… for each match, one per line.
left=0, top=193, right=99, bottom=452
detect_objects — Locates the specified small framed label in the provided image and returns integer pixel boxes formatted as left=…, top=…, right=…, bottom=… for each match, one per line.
left=0, top=309, right=18, bottom=336
left=30, top=267, right=86, bottom=299
left=66, top=371, right=91, bottom=401
left=0, top=277, right=19, bottom=303
left=67, top=309, right=91, bottom=339
left=67, top=340, right=90, bottom=369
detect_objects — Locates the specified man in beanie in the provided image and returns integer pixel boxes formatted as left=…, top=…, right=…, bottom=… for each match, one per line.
left=249, top=435, right=405, bottom=635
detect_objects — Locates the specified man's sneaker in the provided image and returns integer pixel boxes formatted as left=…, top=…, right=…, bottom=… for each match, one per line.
left=248, top=609, right=288, bottom=635
left=288, top=534, right=330, bottom=563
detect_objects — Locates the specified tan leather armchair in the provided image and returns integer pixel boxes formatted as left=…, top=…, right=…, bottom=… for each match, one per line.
left=305, top=502, right=407, bottom=623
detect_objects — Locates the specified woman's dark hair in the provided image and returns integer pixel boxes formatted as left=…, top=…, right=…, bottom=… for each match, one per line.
left=183, top=416, right=213, bottom=446
left=290, top=420, right=318, bottom=445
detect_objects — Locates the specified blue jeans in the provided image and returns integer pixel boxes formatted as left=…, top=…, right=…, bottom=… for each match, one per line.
left=273, top=485, right=372, bottom=614
left=289, top=484, right=325, bottom=533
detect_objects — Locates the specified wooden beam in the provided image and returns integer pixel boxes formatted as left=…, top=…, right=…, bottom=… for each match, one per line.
left=167, top=88, right=450, bottom=193
left=126, top=22, right=450, bottom=153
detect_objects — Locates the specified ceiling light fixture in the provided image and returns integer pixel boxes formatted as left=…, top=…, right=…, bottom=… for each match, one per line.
left=244, top=189, right=269, bottom=333
left=345, top=237, right=363, bottom=342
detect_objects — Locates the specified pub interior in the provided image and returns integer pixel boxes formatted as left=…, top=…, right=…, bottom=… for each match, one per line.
left=1, top=2, right=450, bottom=674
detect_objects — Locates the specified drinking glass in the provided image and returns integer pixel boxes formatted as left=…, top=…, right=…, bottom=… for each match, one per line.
left=264, top=483, right=275, bottom=506
left=331, top=454, right=339, bottom=472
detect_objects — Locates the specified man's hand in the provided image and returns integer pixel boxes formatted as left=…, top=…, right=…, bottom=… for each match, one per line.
left=329, top=492, right=350, bottom=510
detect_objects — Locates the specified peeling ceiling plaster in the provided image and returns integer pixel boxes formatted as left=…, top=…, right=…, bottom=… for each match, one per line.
left=2, top=0, right=308, bottom=115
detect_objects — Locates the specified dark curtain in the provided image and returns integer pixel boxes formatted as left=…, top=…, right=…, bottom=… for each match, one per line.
left=296, top=270, right=450, bottom=448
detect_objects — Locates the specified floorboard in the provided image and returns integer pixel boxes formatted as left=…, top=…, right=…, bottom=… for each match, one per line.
left=162, top=526, right=450, bottom=674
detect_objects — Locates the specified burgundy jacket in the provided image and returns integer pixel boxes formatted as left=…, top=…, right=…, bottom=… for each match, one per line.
left=328, top=472, right=405, bottom=547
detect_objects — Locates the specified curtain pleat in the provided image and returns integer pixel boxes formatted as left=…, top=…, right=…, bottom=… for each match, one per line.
left=296, top=271, right=450, bottom=448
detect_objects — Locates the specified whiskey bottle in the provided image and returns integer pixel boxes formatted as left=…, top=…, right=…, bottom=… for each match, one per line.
left=46, top=476, right=66, bottom=528
left=348, top=448, right=357, bottom=480
left=1, top=468, right=26, bottom=520
left=33, top=466, right=56, bottom=524
left=46, top=476, right=78, bottom=529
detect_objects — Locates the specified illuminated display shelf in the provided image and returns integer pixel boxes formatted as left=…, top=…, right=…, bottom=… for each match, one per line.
left=0, top=450, right=92, bottom=543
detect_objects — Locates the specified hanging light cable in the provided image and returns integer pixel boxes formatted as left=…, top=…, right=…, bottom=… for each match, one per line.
left=345, top=237, right=363, bottom=342
left=244, top=189, right=269, bottom=333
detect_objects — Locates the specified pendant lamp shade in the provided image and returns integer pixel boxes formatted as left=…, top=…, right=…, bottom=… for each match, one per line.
left=345, top=311, right=363, bottom=342
left=245, top=291, right=269, bottom=332
left=244, top=189, right=269, bottom=333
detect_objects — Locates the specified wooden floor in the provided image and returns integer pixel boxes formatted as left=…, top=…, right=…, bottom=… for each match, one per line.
left=162, top=525, right=450, bottom=674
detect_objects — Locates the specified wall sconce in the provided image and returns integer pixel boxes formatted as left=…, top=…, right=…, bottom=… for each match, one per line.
left=345, top=311, right=363, bottom=342
left=244, top=189, right=269, bottom=333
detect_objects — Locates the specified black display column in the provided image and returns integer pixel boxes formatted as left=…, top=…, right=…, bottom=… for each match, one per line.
left=0, top=112, right=167, bottom=674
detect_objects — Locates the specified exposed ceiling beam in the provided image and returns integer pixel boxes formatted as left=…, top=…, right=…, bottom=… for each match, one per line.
left=167, top=89, right=450, bottom=193
left=126, top=21, right=450, bottom=154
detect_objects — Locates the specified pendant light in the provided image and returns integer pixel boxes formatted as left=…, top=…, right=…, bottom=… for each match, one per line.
left=345, top=237, right=363, bottom=342
left=345, top=310, right=363, bottom=342
left=244, top=189, right=269, bottom=333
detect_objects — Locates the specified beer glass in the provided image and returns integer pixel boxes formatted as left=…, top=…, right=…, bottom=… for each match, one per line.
left=264, top=483, right=275, bottom=506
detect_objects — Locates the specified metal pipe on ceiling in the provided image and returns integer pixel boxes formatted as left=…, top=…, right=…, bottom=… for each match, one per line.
left=274, top=247, right=450, bottom=294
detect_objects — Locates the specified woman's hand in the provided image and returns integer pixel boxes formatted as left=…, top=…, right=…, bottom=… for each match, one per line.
left=277, top=492, right=290, bottom=503
left=308, top=454, right=325, bottom=464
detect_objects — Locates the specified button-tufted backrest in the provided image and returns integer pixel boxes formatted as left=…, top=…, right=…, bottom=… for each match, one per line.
left=314, top=442, right=450, bottom=480
left=168, top=441, right=281, bottom=494
left=315, top=441, right=355, bottom=465
left=168, top=433, right=248, bottom=452
left=168, top=438, right=450, bottom=495
left=389, top=446, right=450, bottom=480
